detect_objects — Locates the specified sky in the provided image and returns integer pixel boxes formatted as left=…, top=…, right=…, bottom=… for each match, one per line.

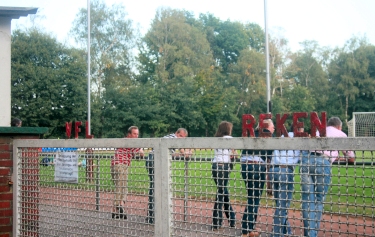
left=1, top=0, right=375, bottom=52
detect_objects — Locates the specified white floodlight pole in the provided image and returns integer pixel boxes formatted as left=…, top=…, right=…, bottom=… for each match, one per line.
left=264, top=0, right=271, bottom=113
left=87, top=0, right=91, bottom=135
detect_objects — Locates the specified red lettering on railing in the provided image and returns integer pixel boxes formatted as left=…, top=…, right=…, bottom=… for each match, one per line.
left=74, top=121, right=82, bottom=139
left=276, top=113, right=289, bottom=137
left=242, top=114, right=256, bottom=137
left=65, top=122, right=72, bottom=139
left=311, top=112, right=327, bottom=137
left=293, top=112, right=309, bottom=137
left=85, top=121, right=94, bottom=139
left=241, top=112, right=327, bottom=137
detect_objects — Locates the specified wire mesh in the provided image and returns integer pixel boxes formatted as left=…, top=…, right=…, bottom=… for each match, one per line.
left=13, top=138, right=375, bottom=237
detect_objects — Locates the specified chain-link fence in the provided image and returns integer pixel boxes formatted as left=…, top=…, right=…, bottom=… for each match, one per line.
left=13, top=137, right=375, bottom=237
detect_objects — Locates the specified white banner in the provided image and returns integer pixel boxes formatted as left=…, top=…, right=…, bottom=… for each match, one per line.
left=54, top=151, right=79, bottom=183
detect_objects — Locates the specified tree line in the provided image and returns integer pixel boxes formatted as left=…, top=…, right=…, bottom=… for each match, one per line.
left=11, top=0, right=375, bottom=138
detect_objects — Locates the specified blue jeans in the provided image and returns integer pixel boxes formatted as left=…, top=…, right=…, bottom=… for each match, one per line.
left=241, top=163, right=266, bottom=235
left=212, top=163, right=235, bottom=228
left=300, top=155, right=331, bottom=237
left=269, top=166, right=294, bottom=237
left=146, top=154, right=154, bottom=223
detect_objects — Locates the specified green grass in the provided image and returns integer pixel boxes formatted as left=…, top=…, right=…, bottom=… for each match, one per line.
left=38, top=150, right=375, bottom=216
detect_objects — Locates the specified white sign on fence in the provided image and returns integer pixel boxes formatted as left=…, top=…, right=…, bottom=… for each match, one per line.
left=54, top=151, right=79, bottom=183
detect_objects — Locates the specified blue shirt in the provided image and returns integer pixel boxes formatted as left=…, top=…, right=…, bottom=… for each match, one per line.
left=271, top=132, right=300, bottom=165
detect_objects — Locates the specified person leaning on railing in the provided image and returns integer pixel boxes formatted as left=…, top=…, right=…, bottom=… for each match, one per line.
left=268, top=125, right=302, bottom=237
left=211, top=121, right=236, bottom=231
left=240, top=119, right=275, bottom=237
left=145, top=128, right=192, bottom=224
left=111, top=126, right=144, bottom=220
left=300, top=117, right=355, bottom=237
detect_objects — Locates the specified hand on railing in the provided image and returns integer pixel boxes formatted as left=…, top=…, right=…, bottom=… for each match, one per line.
left=181, top=149, right=192, bottom=160
left=172, top=149, right=192, bottom=160
left=266, top=181, right=273, bottom=196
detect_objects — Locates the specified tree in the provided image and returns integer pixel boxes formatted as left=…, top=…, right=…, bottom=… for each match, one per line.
left=139, top=8, right=214, bottom=135
left=284, top=41, right=330, bottom=112
left=71, top=0, right=137, bottom=97
left=199, top=14, right=264, bottom=72
left=71, top=0, right=138, bottom=137
left=329, top=37, right=375, bottom=124
left=268, top=29, right=291, bottom=97
left=11, top=29, right=87, bottom=138
left=229, top=49, right=268, bottom=117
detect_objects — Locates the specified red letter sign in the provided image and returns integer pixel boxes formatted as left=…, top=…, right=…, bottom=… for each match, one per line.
left=85, top=121, right=94, bottom=139
left=310, top=112, right=326, bottom=137
left=74, top=121, right=82, bottom=139
left=65, top=122, right=72, bottom=139
left=242, top=114, right=256, bottom=137
left=276, top=113, right=289, bottom=137
left=293, top=112, right=309, bottom=137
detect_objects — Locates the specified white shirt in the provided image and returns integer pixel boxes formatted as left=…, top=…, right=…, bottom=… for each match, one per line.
left=272, top=132, right=300, bottom=165
left=212, top=135, right=232, bottom=163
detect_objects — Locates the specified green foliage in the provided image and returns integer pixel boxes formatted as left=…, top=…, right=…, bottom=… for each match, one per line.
left=11, top=29, right=87, bottom=138
left=328, top=37, right=375, bottom=123
left=71, top=0, right=137, bottom=97
left=10, top=4, right=375, bottom=138
left=199, top=14, right=264, bottom=72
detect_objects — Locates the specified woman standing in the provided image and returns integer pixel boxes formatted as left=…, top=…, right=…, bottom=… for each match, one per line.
left=211, top=121, right=236, bottom=230
left=240, top=119, right=275, bottom=237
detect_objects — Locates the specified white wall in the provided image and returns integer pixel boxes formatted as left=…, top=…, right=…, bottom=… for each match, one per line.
left=0, top=17, right=11, bottom=127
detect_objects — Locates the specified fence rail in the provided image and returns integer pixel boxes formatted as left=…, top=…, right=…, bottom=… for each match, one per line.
left=13, top=137, right=375, bottom=237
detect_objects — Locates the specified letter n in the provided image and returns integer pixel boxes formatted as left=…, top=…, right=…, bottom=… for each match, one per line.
left=310, top=112, right=326, bottom=137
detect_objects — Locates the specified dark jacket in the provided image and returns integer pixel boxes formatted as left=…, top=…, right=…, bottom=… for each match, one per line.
left=241, top=129, right=274, bottom=163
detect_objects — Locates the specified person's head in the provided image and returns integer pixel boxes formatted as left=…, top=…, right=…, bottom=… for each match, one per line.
left=11, top=118, right=22, bottom=127
left=214, top=121, right=233, bottom=137
left=327, top=117, right=342, bottom=130
left=263, top=119, right=275, bottom=134
left=290, top=124, right=304, bottom=133
left=126, top=126, right=139, bottom=138
left=175, top=128, right=188, bottom=138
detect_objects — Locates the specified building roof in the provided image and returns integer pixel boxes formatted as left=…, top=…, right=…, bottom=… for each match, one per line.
left=0, top=6, right=38, bottom=19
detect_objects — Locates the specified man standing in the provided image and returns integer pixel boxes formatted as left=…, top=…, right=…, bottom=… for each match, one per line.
left=146, top=128, right=191, bottom=224
left=268, top=126, right=302, bottom=237
left=111, top=126, right=144, bottom=219
left=300, top=117, right=354, bottom=237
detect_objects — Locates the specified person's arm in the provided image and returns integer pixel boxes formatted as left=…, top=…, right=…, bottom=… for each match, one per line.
left=230, top=149, right=238, bottom=169
left=170, top=148, right=192, bottom=160
left=266, top=150, right=273, bottom=196
left=133, top=148, right=144, bottom=159
left=180, top=148, right=193, bottom=159
left=343, top=150, right=355, bottom=163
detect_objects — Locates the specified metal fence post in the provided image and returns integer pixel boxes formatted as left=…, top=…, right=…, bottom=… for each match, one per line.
left=184, top=160, right=188, bottom=221
left=154, top=139, right=172, bottom=236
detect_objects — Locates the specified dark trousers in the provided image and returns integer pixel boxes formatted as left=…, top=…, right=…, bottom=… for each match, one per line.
left=146, top=154, right=154, bottom=223
left=212, top=163, right=236, bottom=228
left=241, top=163, right=266, bottom=235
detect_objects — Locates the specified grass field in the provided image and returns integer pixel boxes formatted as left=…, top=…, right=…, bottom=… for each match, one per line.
left=38, top=149, right=375, bottom=216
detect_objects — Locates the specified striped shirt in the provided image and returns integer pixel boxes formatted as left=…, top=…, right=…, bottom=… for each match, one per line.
left=164, top=133, right=177, bottom=139
left=163, top=133, right=178, bottom=153
left=111, top=147, right=141, bottom=166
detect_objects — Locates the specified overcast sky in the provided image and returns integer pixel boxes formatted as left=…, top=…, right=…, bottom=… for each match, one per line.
left=1, top=0, right=374, bottom=52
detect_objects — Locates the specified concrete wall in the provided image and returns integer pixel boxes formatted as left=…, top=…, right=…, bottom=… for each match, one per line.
left=0, top=17, right=11, bottom=127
